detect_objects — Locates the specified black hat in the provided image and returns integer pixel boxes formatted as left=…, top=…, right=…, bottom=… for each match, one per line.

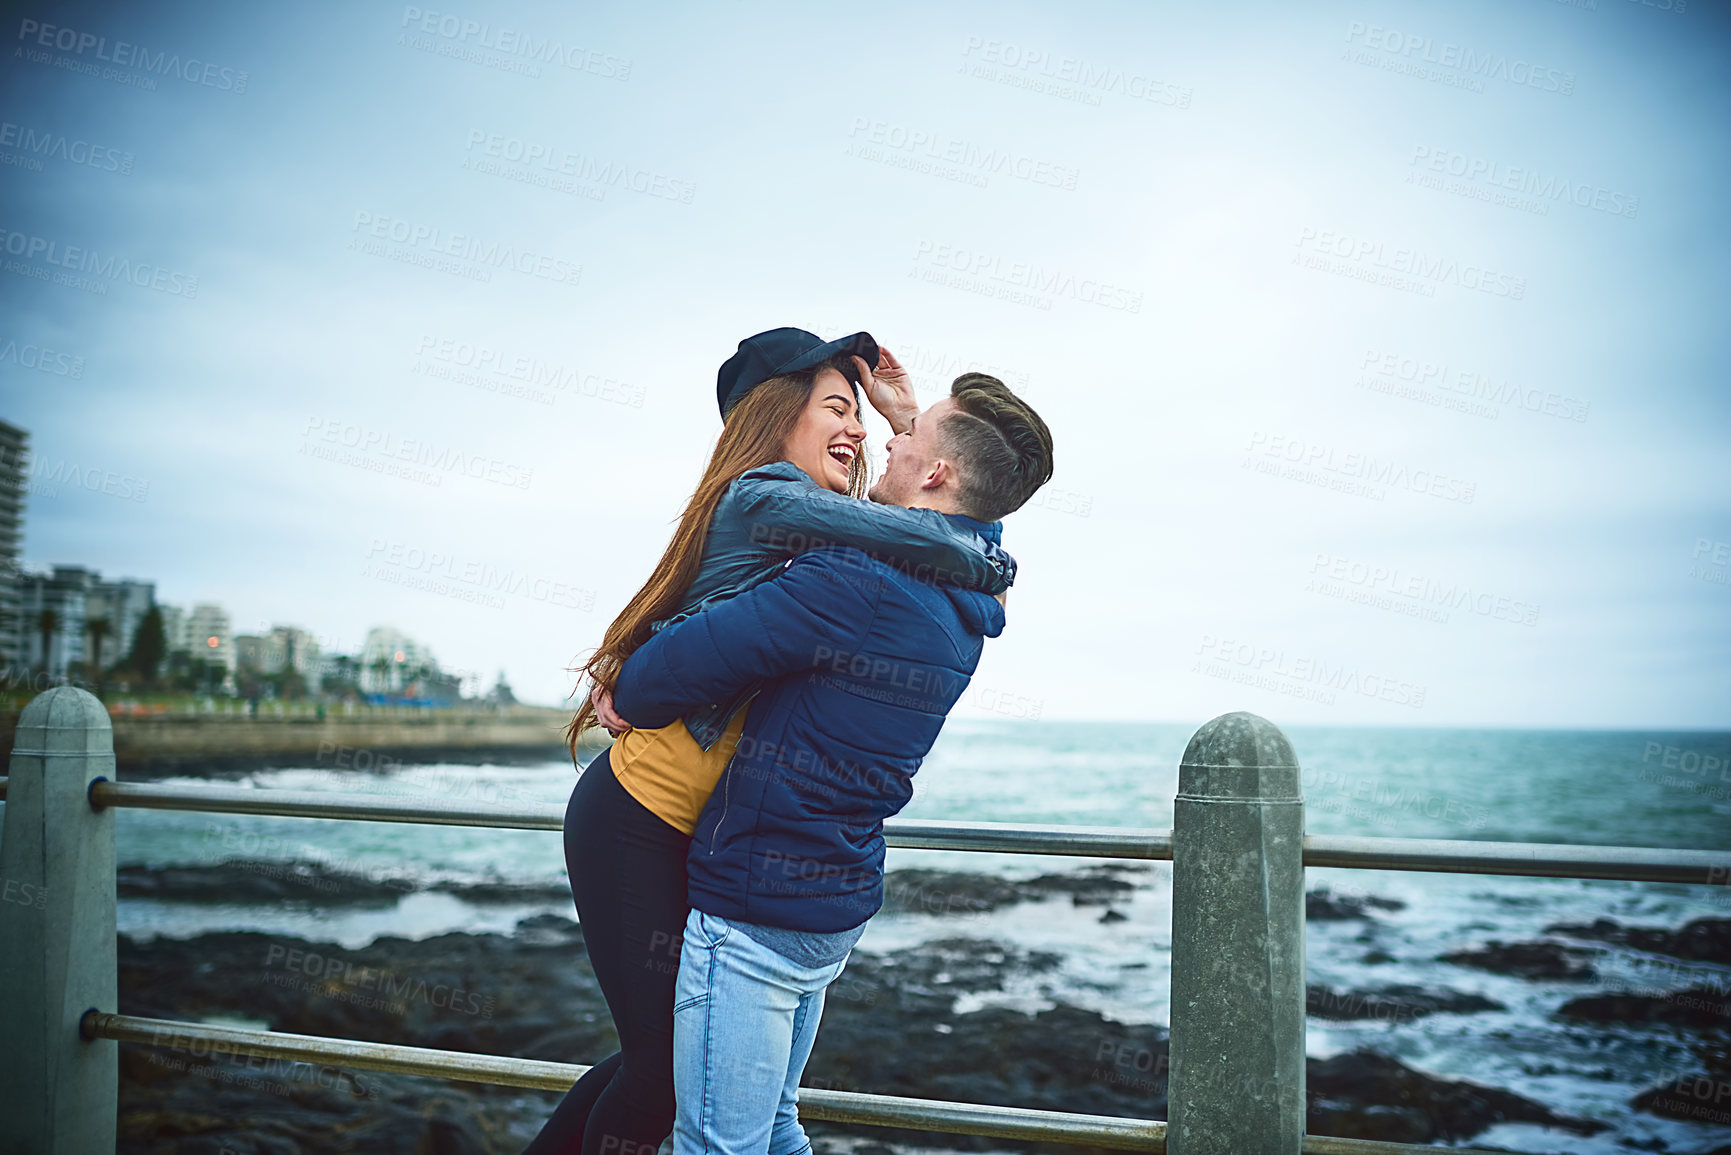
left=716, top=328, right=878, bottom=419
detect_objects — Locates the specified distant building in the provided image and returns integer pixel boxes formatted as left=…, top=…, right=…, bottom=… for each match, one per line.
left=0, top=421, right=26, bottom=669
left=317, top=651, right=361, bottom=693
left=234, top=634, right=268, bottom=672
left=158, top=604, right=188, bottom=654
left=268, top=626, right=322, bottom=684
left=185, top=602, right=235, bottom=691
left=86, top=576, right=155, bottom=666
left=236, top=626, right=323, bottom=689
left=17, top=565, right=97, bottom=678
left=359, top=626, right=435, bottom=695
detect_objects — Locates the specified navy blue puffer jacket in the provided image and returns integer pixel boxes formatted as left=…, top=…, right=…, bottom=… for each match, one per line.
left=611, top=520, right=1006, bottom=933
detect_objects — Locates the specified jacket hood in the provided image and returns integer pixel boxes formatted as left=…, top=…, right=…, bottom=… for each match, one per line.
left=940, top=512, right=1006, bottom=638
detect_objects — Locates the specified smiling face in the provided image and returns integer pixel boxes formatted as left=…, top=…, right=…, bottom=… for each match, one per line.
left=783, top=367, right=866, bottom=493
left=868, top=396, right=959, bottom=510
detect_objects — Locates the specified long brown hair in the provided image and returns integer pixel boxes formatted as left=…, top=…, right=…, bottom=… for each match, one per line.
left=566, top=358, right=867, bottom=758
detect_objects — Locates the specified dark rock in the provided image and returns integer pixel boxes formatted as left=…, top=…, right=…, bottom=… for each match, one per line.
left=1558, top=986, right=1731, bottom=1032
left=1545, top=917, right=1731, bottom=966
left=1439, top=940, right=1597, bottom=981
left=880, top=866, right=1143, bottom=917
left=1024, top=864, right=1142, bottom=907
left=112, top=921, right=1606, bottom=1153
left=1633, top=1071, right=1731, bottom=1128
left=1306, top=887, right=1406, bottom=921
left=1306, top=984, right=1504, bottom=1022
left=117, top=860, right=574, bottom=908
left=881, top=870, right=1023, bottom=915
left=1306, top=1051, right=1608, bottom=1143
left=429, top=879, right=574, bottom=904
left=1361, top=949, right=1395, bottom=964
left=117, top=860, right=419, bottom=906
left=1099, top=909, right=1128, bottom=925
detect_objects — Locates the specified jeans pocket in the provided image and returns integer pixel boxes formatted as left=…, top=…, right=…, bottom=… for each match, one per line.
left=686, top=910, right=731, bottom=951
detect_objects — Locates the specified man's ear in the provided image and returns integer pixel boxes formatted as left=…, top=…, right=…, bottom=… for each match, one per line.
left=921, top=458, right=953, bottom=492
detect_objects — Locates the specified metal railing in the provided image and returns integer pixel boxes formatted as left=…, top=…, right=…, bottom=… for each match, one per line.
left=2, top=686, right=1725, bottom=1153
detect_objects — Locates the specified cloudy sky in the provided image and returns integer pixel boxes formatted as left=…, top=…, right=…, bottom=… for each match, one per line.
left=4, top=0, right=1727, bottom=727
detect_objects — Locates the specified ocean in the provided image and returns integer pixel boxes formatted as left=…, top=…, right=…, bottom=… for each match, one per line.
left=94, top=722, right=1731, bottom=1152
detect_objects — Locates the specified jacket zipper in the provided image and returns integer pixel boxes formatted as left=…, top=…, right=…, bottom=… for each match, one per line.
left=708, top=759, right=733, bottom=855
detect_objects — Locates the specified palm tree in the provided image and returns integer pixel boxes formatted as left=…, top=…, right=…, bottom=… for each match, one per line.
left=87, top=616, right=111, bottom=674
left=36, top=608, right=59, bottom=675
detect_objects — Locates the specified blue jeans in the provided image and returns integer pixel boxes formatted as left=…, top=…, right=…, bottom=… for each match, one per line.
left=672, top=909, right=851, bottom=1155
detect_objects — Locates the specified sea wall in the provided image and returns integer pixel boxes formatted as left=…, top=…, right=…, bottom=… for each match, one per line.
left=2, top=705, right=581, bottom=776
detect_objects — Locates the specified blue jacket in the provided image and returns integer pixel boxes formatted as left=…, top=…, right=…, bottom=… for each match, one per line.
left=613, top=517, right=1007, bottom=933
left=654, top=462, right=1015, bottom=750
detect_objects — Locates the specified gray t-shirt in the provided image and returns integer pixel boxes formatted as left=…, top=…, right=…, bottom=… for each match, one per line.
left=734, top=917, right=866, bottom=968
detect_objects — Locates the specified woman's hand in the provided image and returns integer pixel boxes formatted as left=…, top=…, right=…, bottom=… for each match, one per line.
left=590, top=685, right=632, bottom=737
left=854, top=346, right=918, bottom=436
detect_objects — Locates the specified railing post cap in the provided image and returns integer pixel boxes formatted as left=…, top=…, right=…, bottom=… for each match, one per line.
left=15, top=685, right=114, bottom=753
left=1178, top=711, right=1300, bottom=801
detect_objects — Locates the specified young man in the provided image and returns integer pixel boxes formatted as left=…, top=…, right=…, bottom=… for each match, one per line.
left=611, top=372, right=1054, bottom=1155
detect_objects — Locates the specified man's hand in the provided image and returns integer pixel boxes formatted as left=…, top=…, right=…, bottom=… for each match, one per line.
left=854, top=346, right=918, bottom=436
left=591, top=685, right=631, bottom=737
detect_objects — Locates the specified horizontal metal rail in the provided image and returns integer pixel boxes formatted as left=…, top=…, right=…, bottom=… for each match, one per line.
left=4, top=777, right=1720, bottom=882
left=83, top=1012, right=1505, bottom=1155
left=1302, top=833, right=1728, bottom=884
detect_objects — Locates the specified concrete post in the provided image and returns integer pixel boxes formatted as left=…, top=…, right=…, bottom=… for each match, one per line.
left=0, top=687, right=118, bottom=1154
left=1168, top=712, right=1305, bottom=1155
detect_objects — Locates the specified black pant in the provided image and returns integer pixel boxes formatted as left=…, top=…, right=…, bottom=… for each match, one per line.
left=524, top=748, right=692, bottom=1155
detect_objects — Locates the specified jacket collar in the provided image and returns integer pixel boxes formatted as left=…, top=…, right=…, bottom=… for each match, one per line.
left=939, top=510, right=1002, bottom=544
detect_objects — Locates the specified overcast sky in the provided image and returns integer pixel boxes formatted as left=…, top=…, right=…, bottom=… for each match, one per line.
left=4, top=0, right=1727, bottom=727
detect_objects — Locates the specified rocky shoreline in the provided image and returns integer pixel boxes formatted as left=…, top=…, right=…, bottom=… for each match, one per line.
left=109, top=865, right=1731, bottom=1154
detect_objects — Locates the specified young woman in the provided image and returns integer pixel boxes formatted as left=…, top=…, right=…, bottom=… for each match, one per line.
left=522, top=328, right=1014, bottom=1155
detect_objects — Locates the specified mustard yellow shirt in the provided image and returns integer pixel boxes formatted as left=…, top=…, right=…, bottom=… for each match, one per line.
left=610, top=706, right=749, bottom=835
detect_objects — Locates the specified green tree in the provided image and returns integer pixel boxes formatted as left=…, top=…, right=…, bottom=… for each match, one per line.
left=36, top=607, right=59, bottom=674
left=125, top=606, right=167, bottom=683
left=86, top=616, right=111, bottom=673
